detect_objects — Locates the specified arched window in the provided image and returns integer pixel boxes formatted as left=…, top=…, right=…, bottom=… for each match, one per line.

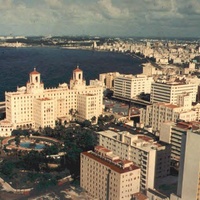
left=35, top=76, right=38, bottom=82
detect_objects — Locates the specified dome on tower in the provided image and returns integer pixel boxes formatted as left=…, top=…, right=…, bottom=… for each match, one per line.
left=30, top=68, right=40, bottom=75
left=73, top=65, right=82, bottom=72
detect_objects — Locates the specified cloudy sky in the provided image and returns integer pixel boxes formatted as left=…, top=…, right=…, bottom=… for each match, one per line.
left=0, top=0, right=199, bottom=38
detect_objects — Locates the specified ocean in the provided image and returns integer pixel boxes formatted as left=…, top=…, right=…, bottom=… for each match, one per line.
left=0, top=47, right=144, bottom=101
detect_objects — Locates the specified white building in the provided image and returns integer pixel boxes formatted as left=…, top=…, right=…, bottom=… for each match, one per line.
left=170, top=130, right=200, bottom=200
left=96, top=130, right=170, bottom=190
left=2, top=67, right=103, bottom=135
left=151, top=81, right=197, bottom=104
left=140, top=102, right=196, bottom=134
left=114, top=74, right=153, bottom=99
left=80, top=146, right=140, bottom=200
left=160, top=122, right=189, bottom=163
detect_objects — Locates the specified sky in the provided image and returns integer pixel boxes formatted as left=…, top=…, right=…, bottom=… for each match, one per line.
left=0, top=0, right=200, bottom=38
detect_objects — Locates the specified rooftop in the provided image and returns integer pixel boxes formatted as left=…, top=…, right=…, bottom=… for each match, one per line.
left=82, top=146, right=139, bottom=174
left=30, top=68, right=40, bottom=75
left=73, top=66, right=82, bottom=72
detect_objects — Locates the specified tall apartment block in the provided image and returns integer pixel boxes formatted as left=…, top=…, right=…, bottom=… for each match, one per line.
left=1, top=66, right=103, bottom=136
left=170, top=130, right=200, bottom=200
left=151, top=81, right=197, bottom=104
left=96, top=130, right=170, bottom=191
left=160, top=121, right=200, bottom=167
left=80, top=146, right=140, bottom=200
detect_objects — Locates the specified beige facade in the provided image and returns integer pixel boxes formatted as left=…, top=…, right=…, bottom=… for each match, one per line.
left=77, top=94, right=99, bottom=122
left=0, top=120, right=14, bottom=137
left=3, top=67, right=103, bottom=133
left=142, top=63, right=162, bottom=76
left=96, top=130, right=170, bottom=190
left=171, top=130, right=200, bottom=200
left=160, top=121, right=200, bottom=164
left=140, top=102, right=197, bottom=134
left=80, top=146, right=140, bottom=200
left=99, top=72, right=120, bottom=89
left=33, top=98, right=55, bottom=129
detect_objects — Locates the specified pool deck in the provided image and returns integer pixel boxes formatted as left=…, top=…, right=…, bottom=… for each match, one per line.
left=2, top=136, right=63, bottom=152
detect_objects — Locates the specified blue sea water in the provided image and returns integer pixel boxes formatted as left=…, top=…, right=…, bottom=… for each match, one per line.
left=0, top=47, right=144, bottom=101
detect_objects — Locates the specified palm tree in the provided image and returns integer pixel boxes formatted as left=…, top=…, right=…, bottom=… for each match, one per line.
left=69, top=108, right=78, bottom=121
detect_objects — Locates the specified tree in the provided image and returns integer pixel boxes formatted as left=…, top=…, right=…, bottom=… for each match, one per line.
left=91, top=116, right=96, bottom=124
left=15, top=135, right=20, bottom=147
left=82, top=120, right=91, bottom=127
left=0, top=161, right=15, bottom=177
left=69, top=108, right=78, bottom=121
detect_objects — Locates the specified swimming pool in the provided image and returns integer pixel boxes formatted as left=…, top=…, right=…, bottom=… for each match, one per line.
left=20, top=142, right=45, bottom=150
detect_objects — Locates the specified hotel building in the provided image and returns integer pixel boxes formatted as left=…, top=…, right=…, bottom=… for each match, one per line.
left=2, top=66, right=103, bottom=135
left=80, top=146, right=140, bottom=200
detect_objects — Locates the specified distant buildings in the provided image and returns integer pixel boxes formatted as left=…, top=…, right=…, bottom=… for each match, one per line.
left=99, top=72, right=120, bottom=89
left=80, top=146, right=140, bottom=200
left=142, top=63, right=162, bottom=76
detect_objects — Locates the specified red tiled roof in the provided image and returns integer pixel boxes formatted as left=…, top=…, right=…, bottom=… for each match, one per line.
left=82, top=151, right=139, bottom=174
left=133, top=192, right=148, bottom=200
left=73, top=66, right=82, bottom=72
left=30, top=68, right=40, bottom=75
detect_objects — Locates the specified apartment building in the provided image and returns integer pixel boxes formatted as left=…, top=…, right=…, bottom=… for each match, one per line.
left=151, top=81, right=197, bottom=104
left=96, top=130, right=170, bottom=191
left=114, top=74, right=153, bottom=99
left=170, top=130, right=200, bottom=200
left=80, top=146, right=140, bottom=200
left=140, top=102, right=196, bottom=134
left=3, top=67, right=103, bottom=135
left=160, top=121, right=200, bottom=164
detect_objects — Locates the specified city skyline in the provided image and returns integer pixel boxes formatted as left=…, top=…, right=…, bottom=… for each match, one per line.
left=0, top=0, right=200, bottom=38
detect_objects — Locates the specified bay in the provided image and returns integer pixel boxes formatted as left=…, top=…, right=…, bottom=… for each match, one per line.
left=0, top=47, right=144, bottom=101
